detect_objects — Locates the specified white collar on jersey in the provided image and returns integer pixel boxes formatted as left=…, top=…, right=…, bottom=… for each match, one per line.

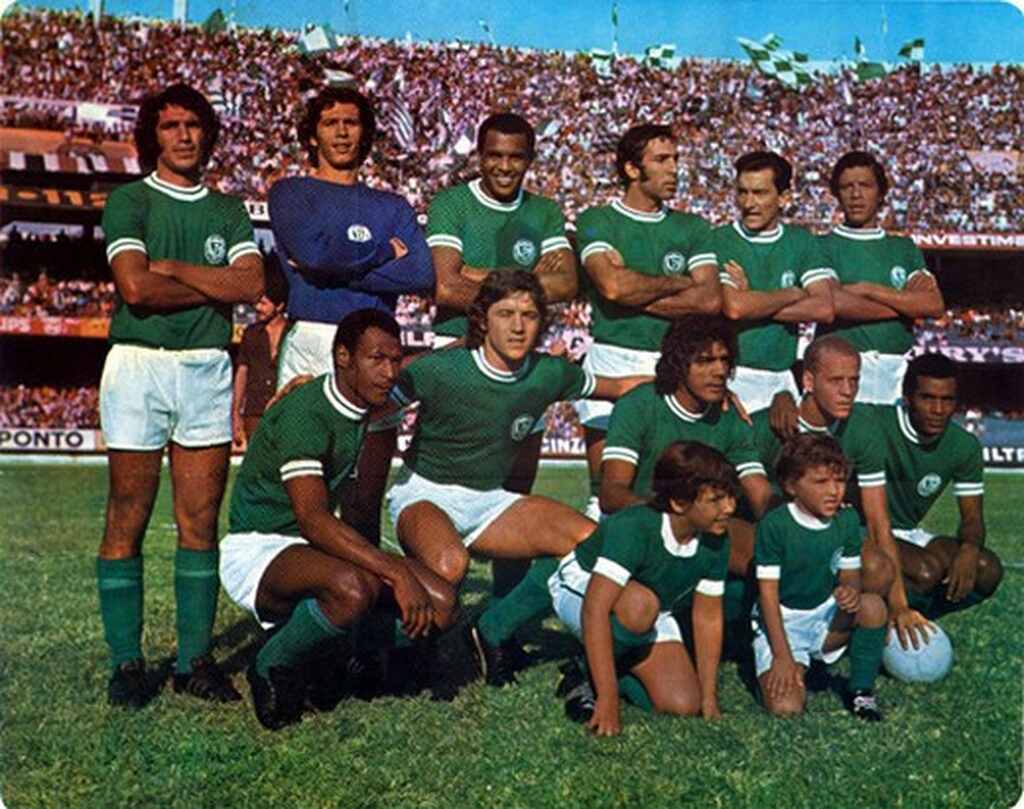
left=469, top=178, right=523, bottom=212
left=833, top=224, right=886, bottom=241
left=797, top=397, right=839, bottom=434
left=325, top=374, right=368, bottom=420
left=612, top=198, right=667, bottom=223
left=661, top=513, right=700, bottom=557
left=664, top=394, right=709, bottom=423
left=787, top=501, right=831, bottom=531
left=896, top=403, right=941, bottom=446
left=471, top=347, right=533, bottom=383
left=144, top=172, right=209, bottom=202
left=732, top=220, right=783, bottom=244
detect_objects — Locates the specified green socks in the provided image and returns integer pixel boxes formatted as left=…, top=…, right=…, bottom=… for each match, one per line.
left=174, top=548, right=220, bottom=674
left=491, top=558, right=532, bottom=599
left=478, top=557, right=559, bottom=646
left=97, top=556, right=144, bottom=669
left=618, top=673, right=653, bottom=712
left=256, top=599, right=344, bottom=677
left=848, top=625, right=886, bottom=692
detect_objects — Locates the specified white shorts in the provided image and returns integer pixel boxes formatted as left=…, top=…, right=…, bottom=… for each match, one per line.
left=893, top=527, right=935, bottom=549
left=752, top=595, right=846, bottom=676
left=729, top=366, right=799, bottom=415
left=548, top=553, right=683, bottom=646
left=277, top=320, right=336, bottom=389
left=386, top=468, right=522, bottom=548
left=219, top=532, right=308, bottom=629
left=575, top=343, right=660, bottom=430
left=100, top=344, right=232, bottom=450
left=856, top=351, right=908, bottom=405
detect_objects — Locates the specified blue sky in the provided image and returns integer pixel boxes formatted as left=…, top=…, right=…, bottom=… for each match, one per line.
left=18, top=0, right=1024, bottom=63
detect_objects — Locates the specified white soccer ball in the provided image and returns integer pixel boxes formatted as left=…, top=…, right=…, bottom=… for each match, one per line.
left=882, top=623, right=954, bottom=683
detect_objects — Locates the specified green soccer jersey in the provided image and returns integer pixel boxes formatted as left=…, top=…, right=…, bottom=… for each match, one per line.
left=573, top=504, right=730, bottom=612
left=603, top=382, right=766, bottom=498
left=874, top=404, right=984, bottom=530
left=103, top=173, right=260, bottom=350
left=425, top=179, right=571, bottom=338
left=818, top=226, right=929, bottom=355
left=392, top=347, right=594, bottom=490
left=576, top=200, right=718, bottom=352
left=755, top=503, right=862, bottom=610
left=751, top=404, right=887, bottom=492
left=228, top=374, right=368, bottom=536
left=714, top=222, right=836, bottom=371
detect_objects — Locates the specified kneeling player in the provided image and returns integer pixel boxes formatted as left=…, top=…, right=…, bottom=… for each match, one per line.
left=220, top=310, right=455, bottom=730
left=472, top=442, right=736, bottom=736
left=885, top=354, right=1003, bottom=615
left=753, top=434, right=887, bottom=721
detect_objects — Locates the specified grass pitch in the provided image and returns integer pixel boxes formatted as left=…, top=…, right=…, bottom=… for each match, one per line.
left=0, top=463, right=1021, bottom=809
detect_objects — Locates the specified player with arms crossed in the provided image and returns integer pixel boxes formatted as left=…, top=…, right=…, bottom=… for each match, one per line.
left=425, top=112, right=578, bottom=633
left=717, top=151, right=836, bottom=413
left=874, top=353, right=1003, bottom=616
left=818, top=151, right=944, bottom=404
left=754, top=434, right=887, bottom=721
left=387, top=271, right=647, bottom=637
left=575, top=124, right=721, bottom=519
left=473, top=441, right=736, bottom=736
left=97, top=83, right=264, bottom=707
left=268, top=86, right=433, bottom=545
left=220, top=309, right=455, bottom=730
left=600, top=315, right=771, bottom=577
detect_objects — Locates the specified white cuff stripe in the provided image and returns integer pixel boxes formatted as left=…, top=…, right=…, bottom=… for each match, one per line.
left=228, top=241, right=261, bottom=262
left=578, top=370, right=597, bottom=399
left=426, top=234, right=463, bottom=251
left=602, top=447, right=639, bottom=464
left=107, top=238, right=147, bottom=261
left=802, top=268, right=838, bottom=286
left=541, top=236, right=571, bottom=253
left=718, top=274, right=739, bottom=288
left=908, top=268, right=933, bottom=279
left=280, top=459, right=323, bottom=480
left=580, top=241, right=614, bottom=261
left=593, top=557, right=631, bottom=587
left=858, top=472, right=886, bottom=488
left=757, top=564, right=781, bottom=579
left=954, top=483, right=984, bottom=496
left=838, top=555, right=862, bottom=570
left=688, top=252, right=717, bottom=268
left=696, top=579, right=725, bottom=596
left=737, top=462, right=766, bottom=478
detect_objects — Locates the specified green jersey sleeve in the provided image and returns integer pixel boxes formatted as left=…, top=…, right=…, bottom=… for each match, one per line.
left=276, top=406, right=332, bottom=483
left=392, top=353, right=435, bottom=408
left=576, top=208, right=613, bottom=264
left=540, top=202, right=571, bottom=255
left=726, top=414, right=768, bottom=480
left=696, top=536, right=731, bottom=597
left=102, top=184, right=148, bottom=263
left=554, top=357, right=596, bottom=401
left=837, top=507, right=863, bottom=570
left=688, top=218, right=718, bottom=273
left=591, top=523, right=649, bottom=587
left=754, top=513, right=784, bottom=580
left=425, top=189, right=464, bottom=252
left=952, top=435, right=985, bottom=500
left=224, top=197, right=260, bottom=264
left=799, top=232, right=837, bottom=289
left=602, top=387, right=649, bottom=467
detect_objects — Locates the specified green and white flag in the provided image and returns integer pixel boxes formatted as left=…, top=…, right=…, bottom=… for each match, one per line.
left=899, top=38, right=925, bottom=62
left=589, top=48, right=615, bottom=78
left=298, top=23, right=335, bottom=55
left=644, top=43, right=677, bottom=70
left=852, top=35, right=887, bottom=81
left=737, top=35, right=812, bottom=88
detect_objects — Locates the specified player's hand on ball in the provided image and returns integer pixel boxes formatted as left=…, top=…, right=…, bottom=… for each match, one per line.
left=944, top=544, right=979, bottom=602
left=588, top=695, right=621, bottom=737
left=890, top=607, right=936, bottom=650
left=833, top=585, right=860, bottom=613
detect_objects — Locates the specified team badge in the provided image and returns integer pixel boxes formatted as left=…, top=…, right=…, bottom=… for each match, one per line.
left=348, top=224, right=372, bottom=243
left=917, top=473, right=942, bottom=497
left=512, top=238, right=537, bottom=266
left=829, top=548, right=842, bottom=575
left=204, top=234, right=227, bottom=264
left=780, top=271, right=796, bottom=288
left=890, top=266, right=907, bottom=289
left=510, top=414, right=534, bottom=442
left=662, top=251, right=685, bottom=276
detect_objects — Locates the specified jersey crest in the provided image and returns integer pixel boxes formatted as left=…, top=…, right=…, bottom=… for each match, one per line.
left=890, top=265, right=907, bottom=289
left=662, top=250, right=685, bottom=276
left=347, top=224, right=372, bottom=243
left=510, top=414, right=535, bottom=442
left=512, top=238, right=538, bottom=266
left=780, top=270, right=797, bottom=288
left=917, top=473, right=942, bottom=497
left=204, top=234, right=227, bottom=264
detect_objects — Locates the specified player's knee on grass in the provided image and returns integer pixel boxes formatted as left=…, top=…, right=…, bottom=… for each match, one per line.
left=650, top=685, right=700, bottom=717
left=861, top=547, right=895, bottom=596
left=613, top=582, right=659, bottom=635
left=974, top=549, right=1004, bottom=598
left=856, top=592, right=887, bottom=629
left=320, top=568, right=382, bottom=627
left=761, top=683, right=805, bottom=717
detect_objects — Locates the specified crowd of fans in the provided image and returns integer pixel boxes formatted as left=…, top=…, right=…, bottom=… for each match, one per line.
left=0, top=271, right=116, bottom=317
left=918, top=305, right=1024, bottom=346
left=0, top=385, right=100, bottom=428
left=3, top=8, right=1022, bottom=232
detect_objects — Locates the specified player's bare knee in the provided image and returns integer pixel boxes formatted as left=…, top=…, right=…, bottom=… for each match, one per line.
left=321, top=569, right=380, bottom=626
left=613, top=583, right=659, bottom=634
left=910, top=552, right=944, bottom=594
left=975, top=550, right=1004, bottom=597
left=766, top=695, right=805, bottom=717
left=856, top=592, right=887, bottom=628
left=653, top=690, right=700, bottom=717
left=434, top=545, right=470, bottom=585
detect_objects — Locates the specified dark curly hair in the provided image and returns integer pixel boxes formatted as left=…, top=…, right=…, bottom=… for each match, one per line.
left=299, top=86, right=376, bottom=167
left=466, top=269, right=547, bottom=350
left=650, top=441, right=739, bottom=512
left=134, top=83, right=219, bottom=172
left=829, top=150, right=889, bottom=199
left=903, top=352, right=958, bottom=399
left=615, top=123, right=673, bottom=186
left=654, top=315, right=737, bottom=396
left=735, top=151, right=792, bottom=193
left=776, top=433, right=850, bottom=490
left=332, top=307, right=400, bottom=354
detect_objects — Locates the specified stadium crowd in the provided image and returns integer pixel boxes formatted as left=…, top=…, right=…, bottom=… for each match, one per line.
left=918, top=305, right=1024, bottom=345
left=0, top=384, right=99, bottom=428
left=3, top=8, right=1022, bottom=232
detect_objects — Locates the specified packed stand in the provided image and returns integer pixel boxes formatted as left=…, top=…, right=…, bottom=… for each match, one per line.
left=0, top=384, right=100, bottom=428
